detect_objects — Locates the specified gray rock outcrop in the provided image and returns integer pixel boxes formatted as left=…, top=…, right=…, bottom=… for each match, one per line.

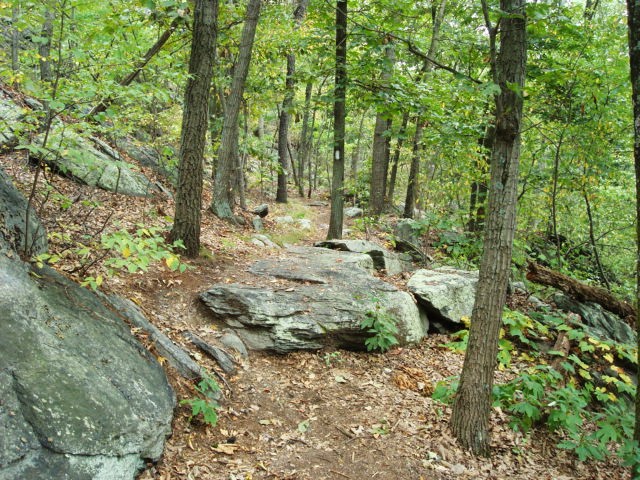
left=344, top=206, right=363, bottom=218
left=0, top=166, right=47, bottom=256
left=200, top=247, right=426, bottom=352
left=315, top=239, right=412, bottom=275
left=32, top=127, right=160, bottom=197
left=407, top=268, right=479, bottom=330
left=553, top=293, right=636, bottom=345
left=0, top=169, right=175, bottom=480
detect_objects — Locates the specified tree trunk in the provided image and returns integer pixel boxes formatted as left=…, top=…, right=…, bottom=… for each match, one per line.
left=11, top=3, right=20, bottom=84
left=369, top=42, right=395, bottom=216
left=88, top=16, right=182, bottom=119
left=526, top=262, right=635, bottom=321
left=276, top=0, right=309, bottom=203
left=39, top=5, right=54, bottom=83
left=467, top=123, right=494, bottom=232
left=627, top=0, right=640, bottom=458
left=386, top=112, right=409, bottom=209
left=450, top=0, right=527, bottom=456
left=327, top=0, right=347, bottom=240
left=169, top=0, right=218, bottom=257
left=404, top=118, right=426, bottom=218
left=402, top=0, right=447, bottom=219
left=298, top=80, right=313, bottom=197
left=211, top=0, right=262, bottom=220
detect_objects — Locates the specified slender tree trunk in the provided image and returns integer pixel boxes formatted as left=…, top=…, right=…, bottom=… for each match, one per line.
left=626, top=0, right=640, bottom=465
left=450, top=0, right=527, bottom=456
left=468, top=123, right=494, bottom=232
left=88, top=17, right=182, bottom=118
left=404, top=118, right=426, bottom=218
left=169, top=0, right=217, bottom=257
left=39, top=6, right=54, bottom=83
left=211, top=0, right=262, bottom=220
left=351, top=110, right=366, bottom=181
left=298, top=80, right=313, bottom=197
left=11, top=3, right=20, bottom=85
left=369, top=42, right=395, bottom=216
left=327, top=0, right=347, bottom=240
left=276, top=0, right=309, bottom=203
left=386, top=112, right=409, bottom=208
left=402, top=0, right=447, bottom=218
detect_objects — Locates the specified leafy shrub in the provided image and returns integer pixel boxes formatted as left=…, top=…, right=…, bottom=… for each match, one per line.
left=360, top=298, right=399, bottom=352
left=433, top=308, right=638, bottom=463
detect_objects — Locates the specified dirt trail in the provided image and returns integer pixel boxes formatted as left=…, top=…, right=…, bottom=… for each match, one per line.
left=0, top=155, right=628, bottom=479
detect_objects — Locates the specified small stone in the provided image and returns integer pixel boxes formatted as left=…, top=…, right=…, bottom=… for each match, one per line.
left=344, top=207, right=363, bottom=218
left=251, top=204, right=269, bottom=218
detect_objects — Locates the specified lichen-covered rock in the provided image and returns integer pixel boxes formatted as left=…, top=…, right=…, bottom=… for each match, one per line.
left=31, top=127, right=160, bottom=197
left=553, top=293, right=636, bottom=345
left=315, top=239, right=412, bottom=275
left=407, top=268, right=479, bottom=330
left=0, top=94, right=24, bottom=149
left=200, top=247, right=426, bottom=352
left=0, top=255, right=175, bottom=480
left=0, top=168, right=175, bottom=480
left=0, top=165, right=47, bottom=256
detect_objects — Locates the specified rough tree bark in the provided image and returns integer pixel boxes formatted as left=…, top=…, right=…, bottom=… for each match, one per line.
left=327, top=0, right=347, bottom=240
left=404, top=118, right=426, bottom=219
left=169, top=0, right=217, bottom=257
left=211, top=0, right=262, bottom=220
left=369, top=42, right=395, bottom=216
left=276, top=0, right=309, bottom=203
left=298, top=80, right=313, bottom=197
left=386, top=112, right=409, bottom=209
left=526, top=263, right=635, bottom=321
left=450, top=0, right=527, bottom=456
left=39, top=5, right=54, bottom=83
left=626, top=0, right=640, bottom=458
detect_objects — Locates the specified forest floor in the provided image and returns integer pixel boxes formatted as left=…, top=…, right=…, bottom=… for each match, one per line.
left=1, top=153, right=633, bottom=480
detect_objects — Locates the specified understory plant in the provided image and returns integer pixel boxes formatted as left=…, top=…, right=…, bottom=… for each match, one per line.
left=33, top=223, right=187, bottom=290
left=433, top=308, right=638, bottom=464
left=181, top=372, right=221, bottom=427
left=360, top=297, right=399, bottom=352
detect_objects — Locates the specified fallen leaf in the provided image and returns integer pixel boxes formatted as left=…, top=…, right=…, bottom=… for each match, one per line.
left=211, top=443, right=239, bottom=455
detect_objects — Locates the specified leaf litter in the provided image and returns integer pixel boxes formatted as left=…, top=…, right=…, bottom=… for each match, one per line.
left=0, top=153, right=631, bottom=480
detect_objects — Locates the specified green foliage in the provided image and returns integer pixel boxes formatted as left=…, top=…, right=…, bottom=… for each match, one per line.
left=180, top=373, right=221, bottom=427
left=322, top=351, right=344, bottom=367
left=360, top=297, right=399, bottom=352
left=101, top=225, right=187, bottom=275
left=434, top=308, right=638, bottom=464
left=32, top=224, right=187, bottom=290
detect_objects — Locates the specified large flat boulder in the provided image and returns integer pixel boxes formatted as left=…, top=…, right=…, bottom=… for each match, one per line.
left=0, top=169, right=175, bottom=480
left=407, top=268, right=479, bottom=330
left=200, top=247, right=427, bottom=353
left=314, top=239, right=412, bottom=275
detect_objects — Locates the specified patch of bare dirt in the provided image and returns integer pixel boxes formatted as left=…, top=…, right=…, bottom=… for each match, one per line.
left=1, top=154, right=631, bottom=480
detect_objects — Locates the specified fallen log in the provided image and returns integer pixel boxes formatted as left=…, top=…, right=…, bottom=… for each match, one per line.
left=526, top=262, right=636, bottom=322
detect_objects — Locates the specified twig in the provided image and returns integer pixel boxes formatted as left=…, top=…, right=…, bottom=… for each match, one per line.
left=329, top=470, right=352, bottom=479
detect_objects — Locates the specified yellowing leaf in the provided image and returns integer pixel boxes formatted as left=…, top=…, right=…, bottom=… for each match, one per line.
left=603, top=353, right=614, bottom=363
left=122, top=246, right=131, bottom=258
left=165, top=256, right=179, bottom=270
left=578, top=368, right=591, bottom=380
